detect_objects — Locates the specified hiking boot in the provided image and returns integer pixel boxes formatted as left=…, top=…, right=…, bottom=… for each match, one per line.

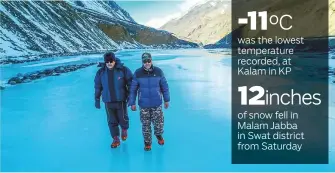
left=121, top=129, right=128, bottom=141
left=144, top=142, right=151, bottom=151
left=156, top=135, right=164, bottom=145
left=111, top=136, right=120, bottom=148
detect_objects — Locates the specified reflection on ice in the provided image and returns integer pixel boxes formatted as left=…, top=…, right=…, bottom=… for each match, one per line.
left=1, top=49, right=334, bottom=172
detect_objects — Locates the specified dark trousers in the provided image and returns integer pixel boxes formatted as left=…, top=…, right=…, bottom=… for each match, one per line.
left=104, top=101, right=129, bottom=138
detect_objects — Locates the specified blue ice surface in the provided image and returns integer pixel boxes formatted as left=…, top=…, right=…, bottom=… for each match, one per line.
left=1, top=49, right=334, bottom=172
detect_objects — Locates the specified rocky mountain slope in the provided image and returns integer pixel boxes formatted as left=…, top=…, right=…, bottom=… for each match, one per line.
left=0, top=1, right=198, bottom=60
left=161, top=0, right=335, bottom=49
left=160, top=0, right=229, bottom=46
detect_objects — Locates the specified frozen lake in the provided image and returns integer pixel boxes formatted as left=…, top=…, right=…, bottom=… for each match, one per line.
left=1, top=49, right=334, bottom=171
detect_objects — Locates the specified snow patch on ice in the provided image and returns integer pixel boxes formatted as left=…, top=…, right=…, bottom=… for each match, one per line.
left=22, top=57, right=82, bottom=67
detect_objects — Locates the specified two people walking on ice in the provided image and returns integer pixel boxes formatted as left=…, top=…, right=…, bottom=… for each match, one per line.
left=94, top=52, right=170, bottom=151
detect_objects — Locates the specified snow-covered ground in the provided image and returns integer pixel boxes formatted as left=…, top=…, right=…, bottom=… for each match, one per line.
left=1, top=49, right=334, bottom=171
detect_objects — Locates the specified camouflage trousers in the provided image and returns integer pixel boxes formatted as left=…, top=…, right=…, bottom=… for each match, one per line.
left=140, top=105, right=164, bottom=144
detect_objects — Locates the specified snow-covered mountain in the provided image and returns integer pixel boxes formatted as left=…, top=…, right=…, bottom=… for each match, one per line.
left=161, top=0, right=335, bottom=49
left=0, top=1, right=198, bottom=59
left=160, top=0, right=230, bottom=46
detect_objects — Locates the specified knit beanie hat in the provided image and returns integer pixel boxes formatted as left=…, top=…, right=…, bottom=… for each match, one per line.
left=104, top=52, right=116, bottom=62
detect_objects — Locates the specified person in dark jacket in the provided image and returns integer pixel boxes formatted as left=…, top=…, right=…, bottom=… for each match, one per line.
left=94, top=51, right=133, bottom=148
left=128, top=52, right=170, bottom=151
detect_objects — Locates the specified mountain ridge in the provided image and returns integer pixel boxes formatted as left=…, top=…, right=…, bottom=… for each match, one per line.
left=160, top=0, right=229, bottom=46
left=160, top=0, right=335, bottom=49
left=0, top=0, right=198, bottom=60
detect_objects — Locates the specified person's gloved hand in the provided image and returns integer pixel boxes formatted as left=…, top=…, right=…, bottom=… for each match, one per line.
left=95, top=99, right=101, bottom=109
